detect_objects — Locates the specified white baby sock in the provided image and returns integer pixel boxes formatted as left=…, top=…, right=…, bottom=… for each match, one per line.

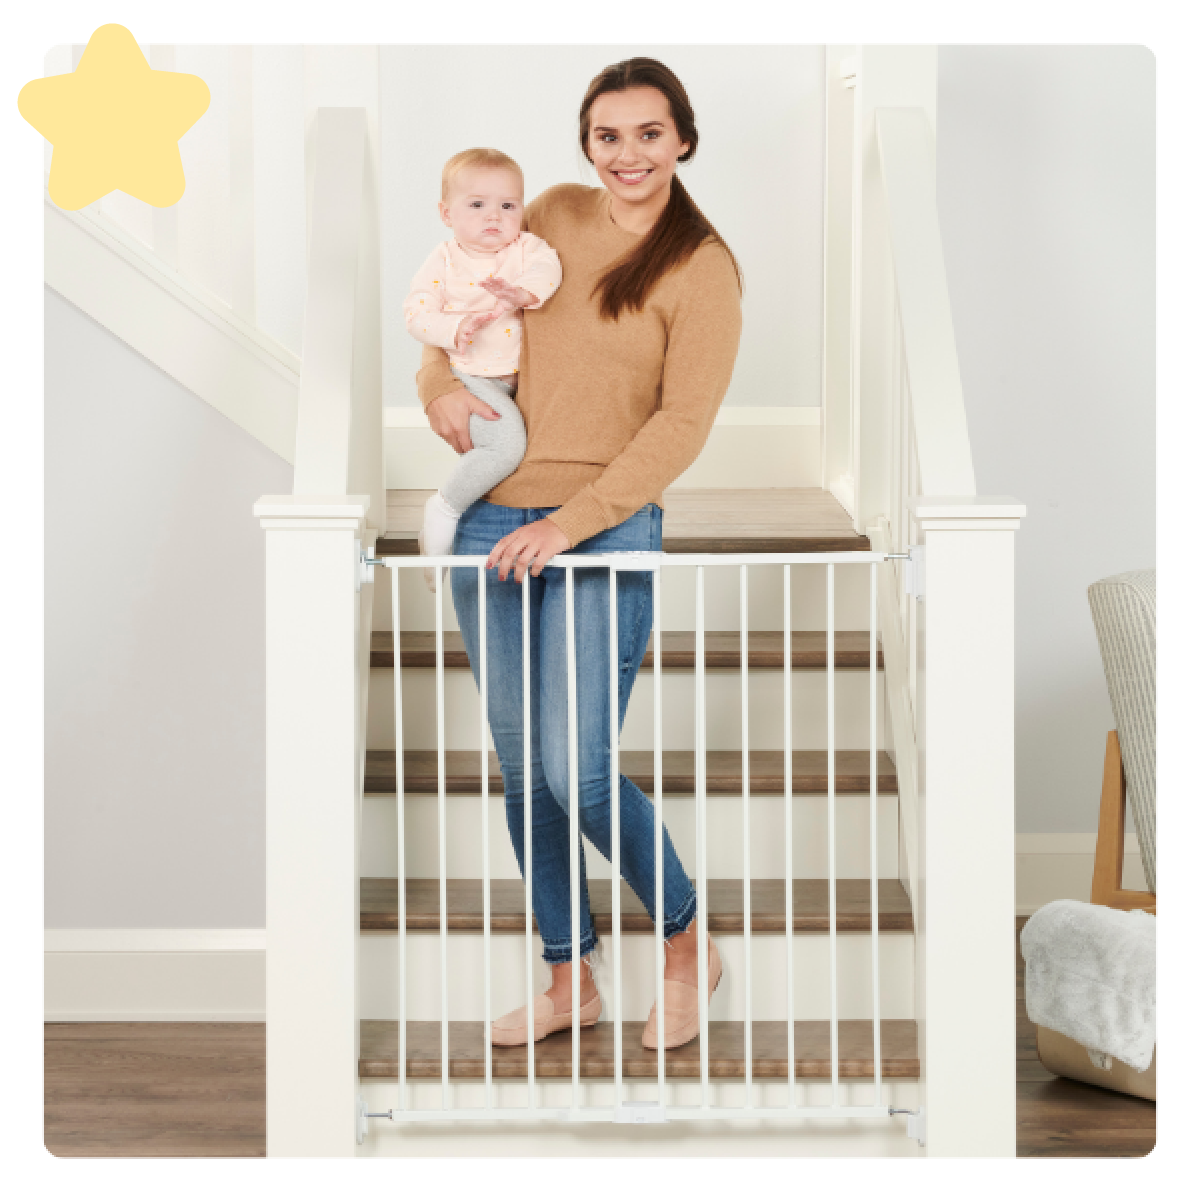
left=419, top=491, right=462, bottom=592
left=420, top=490, right=462, bottom=557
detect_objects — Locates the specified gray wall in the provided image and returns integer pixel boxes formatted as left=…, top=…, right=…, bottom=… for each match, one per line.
left=44, top=289, right=291, bottom=928
left=381, top=45, right=826, bottom=412
left=936, top=46, right=1155, bottom=833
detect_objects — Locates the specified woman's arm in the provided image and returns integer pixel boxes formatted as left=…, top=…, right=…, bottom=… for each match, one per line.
left=547, top=244, right=743, bottom=548
left=417, top=344, right=462, bottom=411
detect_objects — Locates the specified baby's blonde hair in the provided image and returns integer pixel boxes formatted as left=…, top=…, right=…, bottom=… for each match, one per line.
left=441, top=148, right=524, bottom=201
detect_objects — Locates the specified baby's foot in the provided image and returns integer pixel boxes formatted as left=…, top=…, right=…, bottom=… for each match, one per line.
left=419, top=491, right=461, bottom=592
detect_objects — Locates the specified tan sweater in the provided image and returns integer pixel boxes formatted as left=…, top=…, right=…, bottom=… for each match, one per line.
left=417, top=183, right=743, bottom=547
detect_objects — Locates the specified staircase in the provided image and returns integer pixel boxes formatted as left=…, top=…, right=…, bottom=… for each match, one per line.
left=246, top=50, right=1023, bottom=1156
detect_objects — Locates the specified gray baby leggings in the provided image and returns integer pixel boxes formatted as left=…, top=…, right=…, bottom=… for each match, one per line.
left=440, top=369, right=528, bottom=514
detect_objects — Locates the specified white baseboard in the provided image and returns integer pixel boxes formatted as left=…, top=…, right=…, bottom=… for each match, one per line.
left=45, top=929, right=266, bottom=1021
left=828, top=472, right=855, bottom=519
left=385, top=406, right=822, bottom=491
left=1015, top=833, right=1148, bottom=916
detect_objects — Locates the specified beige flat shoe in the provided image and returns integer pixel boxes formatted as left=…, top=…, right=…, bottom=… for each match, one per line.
left=490, top=989, right=602, bottom=1047
left=642, top=935, right=722, bottom=1051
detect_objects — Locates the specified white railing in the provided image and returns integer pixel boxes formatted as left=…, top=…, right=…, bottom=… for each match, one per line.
left=824, top=46, right=1023, bottom=1150
left=371, top=549, right=891, bottom=1126
left=255, top=105, right=382, bottom=1155
left=864, top=98, right=1022, bottom=1153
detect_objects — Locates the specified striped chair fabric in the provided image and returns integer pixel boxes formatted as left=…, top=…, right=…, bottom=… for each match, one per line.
left=1087, top=570, right=1156, bottom=893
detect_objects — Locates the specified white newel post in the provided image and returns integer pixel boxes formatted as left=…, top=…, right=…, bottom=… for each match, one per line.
left=913, top=496, right=1025, bottom=1156
left=255, top=495, right=370, bottom=1156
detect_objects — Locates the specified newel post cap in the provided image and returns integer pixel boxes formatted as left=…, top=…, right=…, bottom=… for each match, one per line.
left=908, top=495, right=1025, bottom=530
left=254, top=494, right=371, bottom=532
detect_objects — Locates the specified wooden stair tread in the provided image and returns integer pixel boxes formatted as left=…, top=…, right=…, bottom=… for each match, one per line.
left=371, top=630, right=883, bottom=671
left=381, top=488, right=869, bottom=556
left=359, top=1018, right=919, bottom=1079
left=360, top=877, right=913, bottom=933
left=365, top=749, right=896, bottom=796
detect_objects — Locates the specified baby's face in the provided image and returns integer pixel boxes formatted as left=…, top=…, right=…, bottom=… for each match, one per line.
left=439, top=167, right=524, bottom=255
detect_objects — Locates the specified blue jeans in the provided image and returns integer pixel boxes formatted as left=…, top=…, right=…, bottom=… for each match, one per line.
left=450, top=501, right=698, bottom=964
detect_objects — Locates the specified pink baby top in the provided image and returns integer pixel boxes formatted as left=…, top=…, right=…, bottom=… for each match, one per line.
left=404, top=232, right=562, bottom=377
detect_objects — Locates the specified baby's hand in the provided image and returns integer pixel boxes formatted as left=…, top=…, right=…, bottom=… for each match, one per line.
left=478, top=278, right=538, bottom=311
left=454, top=309, right=499, bottom=354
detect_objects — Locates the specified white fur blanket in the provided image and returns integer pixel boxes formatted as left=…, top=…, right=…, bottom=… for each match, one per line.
left=1020, top=899, right=1155, bottom=1072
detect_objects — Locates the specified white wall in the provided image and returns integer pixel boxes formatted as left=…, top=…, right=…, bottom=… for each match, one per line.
left=44, top=288, right=292, bottom=928
left=936, top=46, right=1155, bottom=834
left=381, top=46, right=826, bottom=411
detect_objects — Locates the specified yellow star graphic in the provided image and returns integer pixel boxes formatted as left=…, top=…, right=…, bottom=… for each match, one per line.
left=18, top=24, right=210, bottom=211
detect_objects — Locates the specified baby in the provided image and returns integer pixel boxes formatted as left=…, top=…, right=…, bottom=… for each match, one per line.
left=405, top=148, right=562, bottom=589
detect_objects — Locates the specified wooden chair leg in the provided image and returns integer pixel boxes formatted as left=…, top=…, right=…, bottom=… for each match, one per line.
left=1090, top=730, right=1156, bottom=913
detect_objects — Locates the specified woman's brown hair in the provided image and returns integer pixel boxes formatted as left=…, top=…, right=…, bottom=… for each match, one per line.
left=579, top=57, right=742, bottom=320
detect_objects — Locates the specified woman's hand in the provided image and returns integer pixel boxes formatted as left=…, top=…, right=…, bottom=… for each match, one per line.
left=425, top=386, right=500, bottom=454
left=479, top=279, right=538, bottom=310
left=488, top=519, right=571, bottom=582
left=454, top=309, right=500, bottom=355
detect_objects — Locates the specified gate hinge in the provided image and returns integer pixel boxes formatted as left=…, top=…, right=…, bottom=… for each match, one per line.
left=357, top=541, right=385, bottom=592
left=889, top=1106, right=926, bottom=1146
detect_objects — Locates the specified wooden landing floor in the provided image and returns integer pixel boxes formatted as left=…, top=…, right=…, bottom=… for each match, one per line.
left=43, top=920, right=1154, bottom=1156
left=380, top=488, right=872, bottom=556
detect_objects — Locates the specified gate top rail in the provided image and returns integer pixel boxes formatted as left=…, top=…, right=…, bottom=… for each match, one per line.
left=374, top=550, right=905, bottom=570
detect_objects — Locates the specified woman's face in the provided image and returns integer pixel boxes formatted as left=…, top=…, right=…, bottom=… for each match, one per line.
left=586, top=86, right=690, bottom=211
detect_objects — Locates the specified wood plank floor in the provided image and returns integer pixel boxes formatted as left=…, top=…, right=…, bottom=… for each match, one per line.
left=365, top=748, right=898, bottom=797
left=380, top=488, right=871, bottom=556
left=371, top=629, right=884, bottom=671
left=358, top=1018, right=917, bottom=1080
left=44, top=920, right=1154, bottom=1156
left=359, top=877, right=914, bottom=934
left=44, top=1022, right=265, bottom=1157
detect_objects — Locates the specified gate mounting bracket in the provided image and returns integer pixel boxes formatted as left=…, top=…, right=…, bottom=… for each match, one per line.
left=889, top=1106, right=926, bottom=1146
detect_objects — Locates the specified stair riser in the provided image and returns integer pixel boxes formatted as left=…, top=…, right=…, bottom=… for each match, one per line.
left=368, top=669, right=891, bottom=753
left=374, top=563, right=877, bottom=635
left=359, top=930, right=915, bottom=1022
left=363, top=795, right=901, bottom=880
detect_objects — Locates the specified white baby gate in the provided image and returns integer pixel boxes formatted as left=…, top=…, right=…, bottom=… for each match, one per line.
left=368, top=548, right=904, bottom=1126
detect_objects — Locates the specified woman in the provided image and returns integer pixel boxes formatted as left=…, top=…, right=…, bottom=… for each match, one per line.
left=417, top=57, right=743, bottom=1050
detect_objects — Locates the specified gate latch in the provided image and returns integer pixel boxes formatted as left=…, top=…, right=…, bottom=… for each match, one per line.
left=615, top=1101, right=668, bottom=1124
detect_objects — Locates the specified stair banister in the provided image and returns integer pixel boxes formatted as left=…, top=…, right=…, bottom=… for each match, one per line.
left=863, top=72, right=1023, bottom=1153
left=875, top=108, right=976, bottom=499
left=255, top=104, right=382, bottom=1156
left=825, top=49, right=1025, bottom=1152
